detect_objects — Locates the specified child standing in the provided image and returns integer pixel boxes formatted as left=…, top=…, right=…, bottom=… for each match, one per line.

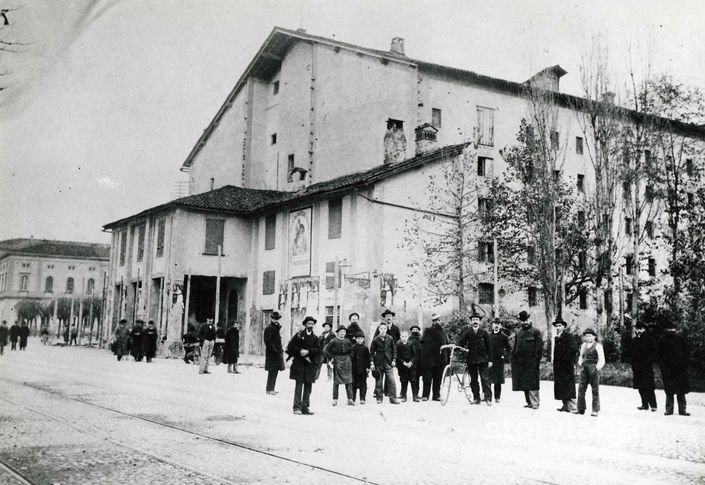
left=351, top=331, right=371, bottom=404
left=573, top=328, right=605, bottom=417
left=396, top=330, right=417, bottom=402
left=324, top=326, right=355, bottom=406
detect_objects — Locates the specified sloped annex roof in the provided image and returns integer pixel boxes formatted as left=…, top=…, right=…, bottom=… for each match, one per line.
left=0, top=238, right=110, bottom=261
left=104, top=143, right=468, bottom=230
left=180, top=27, right=705, bottom=172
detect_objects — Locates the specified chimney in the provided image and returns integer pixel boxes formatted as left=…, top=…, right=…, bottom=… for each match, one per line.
left=415, top=123, right=438, bottom=155
left=601, top=91, right=616, bottom=104
left=525, top=65, right=568, bottom=92
left=390, top=37, right=405, bottom=56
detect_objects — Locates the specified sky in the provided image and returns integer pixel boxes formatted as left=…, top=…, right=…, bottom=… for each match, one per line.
left=1, top=0, right=703, bottom=244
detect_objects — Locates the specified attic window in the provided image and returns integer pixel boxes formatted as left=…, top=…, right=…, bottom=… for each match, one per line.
left=271, top=133, right=277, bottom=145
left=432, top=108, right=442, bottom=128
left=387, top=119, right=404, bottom=130
left=272, top=81, right=280, bottom=95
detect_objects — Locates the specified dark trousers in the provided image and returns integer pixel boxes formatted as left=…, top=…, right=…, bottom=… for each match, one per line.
left=468, top=363, right=491, bottom=401
left=638, top=389, right=657, bottom=409
left=0, top=344, right=4, bottom=355
left=70, top=336, right=77, bottom=346
left=493, top=383, right=502, bottom=400
left=333, top=383, right=353, bottom=400
left=665, top=393, right=687, bottom=414
left=352, top=373, right=368, bottom=402
left=422, top=365, right=444, bottom=399
left=399, top=369, right=418, bottom=399
left=293, top=381, right=312, bottom=411
left=374, top=367, right=397, bottom=401
left=411, top=372, right=420, bottom=398
left=578, top=364, right=600, bottom=412
left=11, top=341, right=17, bottom=350
left=266, top=369, right=279, bottom=392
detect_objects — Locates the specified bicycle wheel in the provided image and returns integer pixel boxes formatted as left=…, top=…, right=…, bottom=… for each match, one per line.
left=439, top=365, right=453, bottom=406
left=461, top=368, right=474, bottom=402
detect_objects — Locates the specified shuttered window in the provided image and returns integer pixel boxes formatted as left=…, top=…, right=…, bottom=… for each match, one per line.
left=119, top=231, right=127, bottom=266
left=204, top=219, right=225, bottom=255
left=263, top=271, right=275, bottom=295
left=479, top=283, right=495, bottom=304
left=476, top=107, right=494, bottom=146
left=156, top=218, right=166, bottom=258
left=328, top=198, right=342, bottom=239
left=137, top=224, right=146, bottom=262
left=265, top=214, right=276, bottom=250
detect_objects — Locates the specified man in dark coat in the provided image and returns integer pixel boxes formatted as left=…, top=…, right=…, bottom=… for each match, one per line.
left=488, top=318, right=511, bottom=403
left=287, top=316, right=321, bottom=415
left=552, top=317, right=578, bottom=412
left=419, top=313, right=449, bottom=401
left=351, top=331, right=371, bottom=403
left=9, top=321, right=19, bottom=351
left=374, top=309, right=401, bottom=343
left=263, top=311, right=285, bottom=394
left=408, top=325, right=422, bottom=401
left=19, top=322, right=30, bottom=350
left=511, top=311, right=544, bottom=409
left=223, top=321, right=241, bottom=373
left=457, top=312, right=493, bottom=405
left=318, top=321, right=335, bottom=381
left=396, top=330, right=417, bottom=402
left=370, top=321, right=400, bottom=404
left=631, top=321, right=657, bottom=411
left=142, top=320, right=158, bottom=363
left=113, top=319, right=130, bottom=361
left=346, top=312, right=363, bottom=344
left=0, top=320, right=8, bottom=355
left=657, top=319, right=690, bottom=416
left=130, top=321, right=144, bottom=361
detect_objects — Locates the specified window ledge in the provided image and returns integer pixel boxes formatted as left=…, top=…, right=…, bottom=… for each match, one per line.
left=202, top=252, right=227, bottom=257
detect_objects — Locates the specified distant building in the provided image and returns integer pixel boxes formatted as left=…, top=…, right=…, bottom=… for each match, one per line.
left=103, top=27, right=703, bottom=353
left=0, top=239, right=110, bottom=333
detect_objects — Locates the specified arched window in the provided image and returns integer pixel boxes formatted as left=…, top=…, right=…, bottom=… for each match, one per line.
left=20, top=275, right=29, bottom=291
left=66, top=277, right=74, bottom=294
left=45, top=276, right=53, bottom=293
left=87, top=278, right=95, bottom=295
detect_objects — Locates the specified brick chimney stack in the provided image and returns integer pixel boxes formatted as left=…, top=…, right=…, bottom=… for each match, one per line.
left=390, top=37, right=405, bottom=56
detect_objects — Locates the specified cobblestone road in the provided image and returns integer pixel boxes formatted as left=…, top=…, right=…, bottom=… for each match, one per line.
left=0, top=339, right=703, bottom=484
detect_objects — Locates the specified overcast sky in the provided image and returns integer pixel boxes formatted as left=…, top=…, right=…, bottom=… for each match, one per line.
left=1, top=0, right=703, bottom=243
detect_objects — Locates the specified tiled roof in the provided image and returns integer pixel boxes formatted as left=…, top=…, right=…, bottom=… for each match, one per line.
left=104, top=143, right=468, bottom=229
left=0, top=239, right=110, bottom=260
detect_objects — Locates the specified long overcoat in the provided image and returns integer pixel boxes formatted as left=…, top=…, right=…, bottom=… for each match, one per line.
left=488, top=331, right=510, bottom=384
left=223, top=326, right=240, bottom=364
left=553, top=332, right=578, bottom=400
left=142, top=326, right=158, bottom=359
left=511, top=326, right=543, bottom=391
left=630, top=332, right=656, bottom=390
left=657, top=331, right=690, bottom=395
left=324, top=337, right=354, bottom=384
left=19, top=325, right=29, bottom=346
left=113, top=325, right=130, bottom=356
left=457, top=327, right=491, bottom=364
left=130, top=326, right=143, bottom=358
left=288, top=329, right=321, bottom=383
left=351, top=343, right=371, bottom=375
left=370, top=334, right=396, bottom=370
left=0, top=325, right=7, bottom=346
left=419, top=324, right=449, bottom=369
left=263, top=323, right=285, bottom=372
left=396, top=339, right=417, bottom=378
left=9, top=324, right=19, bottom=343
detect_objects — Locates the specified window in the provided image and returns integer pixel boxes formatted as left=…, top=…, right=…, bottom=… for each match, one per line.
left=68, top=265, right=76, bottom=271
left=626, top=291, right=634, bottom=313
left=262, top=271, right=275, bottom=295
left=476, top=107, right=494, bottom=146
left=325, top=261, right=342, bottom=289
left=645, top=220, right=654, bottom=239
left=550, top=131, right=559, bottom=150
left=432, top=108, right=442, bottom=128
left=478, top=241, right=494, bottom=263
left=47, top=264, right=54, bottom=269
left=478, top=283, right=495, bottom=304
left=87, top=278, right=95, bottom=295
left=579, top=289, right=588, bottom=309
left=325, top=306, right=341, bottom=325
left=553, top=170, right=561, bottom=184
left=625, top=217, right=632, bottom=236
left=272, top=80, right=279, bottom=95
left=156, top=218, right=166, bottom=258
left=328, top=198, right=342, bottom=239
left=271, top=133, right=277, bottom=145
left=66, top=277, right=74, bottom=294
left=578, top=210, right=586, bottom=228
left=528, top=287, right=537, bottom=307
left=577, top=174, right=585, bottom=193
left=648, top=258, right=656, bottom=277
left=204, top=218, right=225, bottom=255
left=578, top=252, right=587, bottom=270
left=478, top=197, right=493, bottom=222
left=576, top=136, right=583, bottom=155
left=477, top=157, right=492, bottom=177
left=20, top=274, right=29, bottom=291
left=686, top=158, right=694, bottom=176
left=137, top=224, right=146, bottom=262
left=45, top=276, right=53, bottom=293
left=287, top=154, right=295, bottom=182
left=622, top=181, right=630, bottom=200
left=527, top=246, right=536, bottom=265
left=687, top=192, right=695, bottom=206
left=264, top=214, right=276, bottom=250
left=555, top=206, right=562, bottom=228
left=119, top=231, right=127, bottom=266
left=625, top=255, right=634, bottom=275
left=645, top=185, right=654, bottom=202
left=643, top=150, right=651, bottom=164
left=89, top=266, right=96, bottom=271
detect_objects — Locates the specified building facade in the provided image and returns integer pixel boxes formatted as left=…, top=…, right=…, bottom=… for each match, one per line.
left=103, top=28, right=703, bottom=353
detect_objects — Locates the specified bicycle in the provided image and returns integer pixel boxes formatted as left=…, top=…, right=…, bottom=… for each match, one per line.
left=439, top=344, right=473, bottom=406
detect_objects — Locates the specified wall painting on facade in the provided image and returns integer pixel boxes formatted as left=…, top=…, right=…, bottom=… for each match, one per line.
left=288, top=207, right=312, bottom=277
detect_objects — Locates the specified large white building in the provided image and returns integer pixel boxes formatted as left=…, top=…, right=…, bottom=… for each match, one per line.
left=102, top=27, right=703, bottom=353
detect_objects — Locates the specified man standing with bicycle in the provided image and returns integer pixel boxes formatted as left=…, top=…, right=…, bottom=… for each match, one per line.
left=457, top=312, right=493, bottom=405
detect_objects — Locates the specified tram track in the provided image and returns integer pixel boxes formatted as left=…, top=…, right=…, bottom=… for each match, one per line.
left=0, top=458, right=35, bottom=485
left=0, top=377, right=379, bottom=485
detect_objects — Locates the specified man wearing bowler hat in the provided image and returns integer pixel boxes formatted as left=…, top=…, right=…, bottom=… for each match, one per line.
left=511, top=311, right=543, bottom=409
left=263, top=311, right=285, bottom=395
left=419, top=313, right=449, bottom=401
left=552, top=316, right=578, bottom=412
left=631, top=321, right=658, bottom=412
left=375, top=309, right=401, bottom=343
left=288, top=316, right=321, bottom=415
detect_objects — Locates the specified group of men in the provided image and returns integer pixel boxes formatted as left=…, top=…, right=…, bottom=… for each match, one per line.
left=0, top=320, right=30, bottom=354
left=184, top=318, right=241, bottom=375
left=112, top=319, right=159, bottom=363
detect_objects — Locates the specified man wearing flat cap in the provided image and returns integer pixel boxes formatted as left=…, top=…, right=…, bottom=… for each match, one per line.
left=375, top=309, right=401, bottom=343
left=552, top=316, right=578, bottom=412
left=263, top=311, right=285, bottom=395
left=630, top=321, right=658, bottom=412
left=287, top=316, right=322, bottom=415
left=511, top=311, right=544, bottom=409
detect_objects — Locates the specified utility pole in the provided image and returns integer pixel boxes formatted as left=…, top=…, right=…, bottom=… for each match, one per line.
left=183, top=268, right=192, bottom=336
left=215, top=245, right=222, bottom=325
